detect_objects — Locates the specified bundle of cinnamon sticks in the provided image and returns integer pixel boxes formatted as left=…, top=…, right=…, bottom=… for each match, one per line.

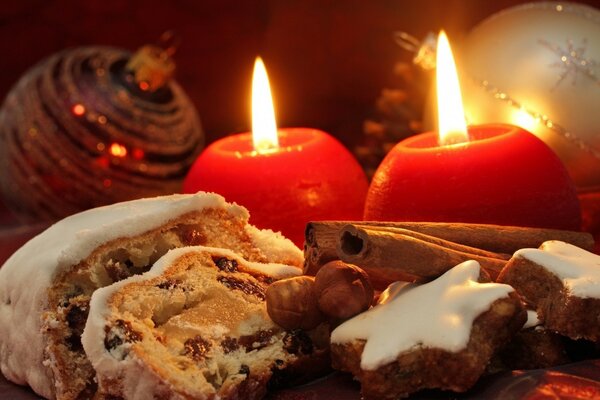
left=304, top=221, right=594, bottom=288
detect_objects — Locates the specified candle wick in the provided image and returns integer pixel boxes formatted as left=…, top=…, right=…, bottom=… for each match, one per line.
left=254, top=138, right=279, bottom=153
left=438, top=130, right=470, bottom=146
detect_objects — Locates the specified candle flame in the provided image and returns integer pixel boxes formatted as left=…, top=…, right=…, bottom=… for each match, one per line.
left=436, top=31, right=469, bottom=146
left=252, top=57, right=279, bottom=152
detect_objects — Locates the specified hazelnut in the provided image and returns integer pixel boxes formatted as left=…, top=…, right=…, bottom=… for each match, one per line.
left=314, top=261, right=374, bottom=319
left=266, top=276, right=325, bottom=330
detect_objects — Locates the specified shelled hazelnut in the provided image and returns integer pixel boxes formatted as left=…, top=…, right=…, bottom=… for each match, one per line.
left=266, top=276, right=325, bottom=330
left=314, top=261, right=374, bottom=319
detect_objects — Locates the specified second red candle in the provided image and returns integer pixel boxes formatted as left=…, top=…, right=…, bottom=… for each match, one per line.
left=364, top=124, right=581, bottom=230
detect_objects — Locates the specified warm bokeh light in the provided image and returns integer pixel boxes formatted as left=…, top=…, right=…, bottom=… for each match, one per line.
left=436, top=31, right=469, bottom=146
left=132, top=148, right=145, bottom=160
left=72, top=103, right=86, bottom=116
left=251, top=57, right=279, bottom=152
left=109, top=142, right=128, bottom=157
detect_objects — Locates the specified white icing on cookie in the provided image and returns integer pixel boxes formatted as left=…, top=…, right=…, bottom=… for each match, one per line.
left=514, top=240, right=600, bottom=298
left=523, top=309, right=541, bottom=329
left=330, top=260, right=515, bottom=371
left=0, top=192, right=302, bottom=398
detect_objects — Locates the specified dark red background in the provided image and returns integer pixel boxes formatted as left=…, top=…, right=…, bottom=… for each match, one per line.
left=4, top=0, right=599, bottom=146
left=1, top=5, right=600, bottom=398
left=2, top=1, right=600, bottom=229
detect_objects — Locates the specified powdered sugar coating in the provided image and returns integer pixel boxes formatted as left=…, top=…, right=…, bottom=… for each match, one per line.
left=0, top=192, right=302, bottom=398
left=245, top=225, right=302, bottom=264
left=331, top=260, right=515, bottom=370
left=82, top=245, right=300, bottom=399
left=514, top=241, right=600, bottom=298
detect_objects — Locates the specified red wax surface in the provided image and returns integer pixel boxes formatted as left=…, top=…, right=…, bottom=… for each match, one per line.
left=184, top=128, right=368, bottom=246
left=365, top=125, right=582, bottom=231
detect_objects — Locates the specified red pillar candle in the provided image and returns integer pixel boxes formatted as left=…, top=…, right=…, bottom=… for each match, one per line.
left=364, top=124, right=581, bottom=230
left=184, top=128, right=367, bottom=245
left=183, top=58, right=368, bottom=246
left=364, top=31, right=581, bottom=231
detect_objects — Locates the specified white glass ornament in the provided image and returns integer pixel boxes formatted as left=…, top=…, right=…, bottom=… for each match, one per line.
left=458, top=1, right=600, bottom=190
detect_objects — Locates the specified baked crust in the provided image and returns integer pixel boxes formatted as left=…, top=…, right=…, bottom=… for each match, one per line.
left=489, top=326, right=569, bottom=372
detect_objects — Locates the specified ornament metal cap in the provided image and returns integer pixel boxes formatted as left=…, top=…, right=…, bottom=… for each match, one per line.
left=126, top=31, right=180, bottom=91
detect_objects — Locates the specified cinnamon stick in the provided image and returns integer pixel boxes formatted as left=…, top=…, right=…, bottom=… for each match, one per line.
left=337, top=224, right=507, bottom=282
left=307, top=221, right=594, bottom=254
left=360, top=225, right=511, bottom=260
left=303, top=222, right=342, bottom=275
left=304, top=221, right=382, bottom=274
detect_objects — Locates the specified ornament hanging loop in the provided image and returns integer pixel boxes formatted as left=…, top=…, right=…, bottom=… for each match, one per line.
left=158, top=30, right=181, bottom=58
left=394, top=32, right=421, bottom=52
left=394, top=31, right=437, bottom=71
left=126, top=31, right=180, bottom=92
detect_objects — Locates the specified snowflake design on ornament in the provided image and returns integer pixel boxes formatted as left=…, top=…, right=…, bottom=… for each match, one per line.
left=539, top=38, right=599, bottom=89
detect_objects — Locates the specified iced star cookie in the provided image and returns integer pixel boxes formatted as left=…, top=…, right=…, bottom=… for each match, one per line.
left=498, top=240, right=600, bottom=342
left=330, top=260, right=526, bottom=399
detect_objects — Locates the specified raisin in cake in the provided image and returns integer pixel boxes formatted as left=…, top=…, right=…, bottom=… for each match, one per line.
left=82, top=246, right=329, bottom=400
left=330, top=260, right=526, bottom=399
left=498, top=240, right=600, bottom=342
left=0, top=192, right=302, bottom=400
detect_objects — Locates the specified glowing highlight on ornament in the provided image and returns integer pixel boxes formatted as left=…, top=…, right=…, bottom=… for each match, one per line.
left=72, top=104, right=86, bottom=116
left=512, top=108, right=538, bottom=132
left=436, top=31, right=469, bottom=146
left=476, top=78, right=600, bottom=161
left=251, top=57, right=279, bottom=152
left=132, top=148, right=145, bottom=160
left=109, top=143, right=128, bottom=157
